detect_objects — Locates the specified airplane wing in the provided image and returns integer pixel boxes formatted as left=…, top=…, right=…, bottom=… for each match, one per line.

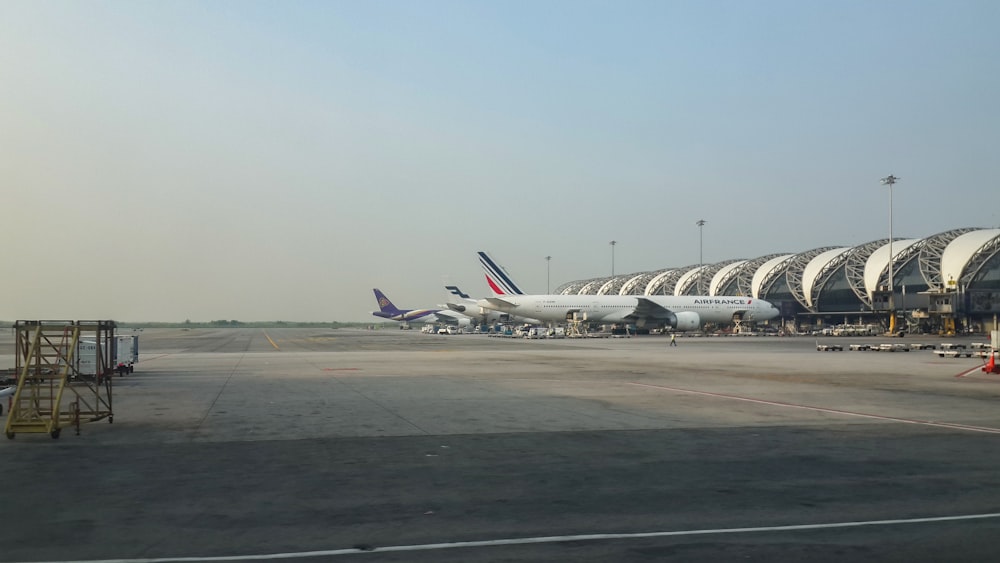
left=440, top=296, right=478, bottom=314
left=480, top=297, right=518, bottom=309
left=443, top=302, right=468, bottom=313
left=633, top=297, right=676, bottom=321
left=432, top=310, right=472, bottom=325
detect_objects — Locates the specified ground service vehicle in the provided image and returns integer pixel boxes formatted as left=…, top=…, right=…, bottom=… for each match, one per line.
left=115, top=335, right=139, bottom=374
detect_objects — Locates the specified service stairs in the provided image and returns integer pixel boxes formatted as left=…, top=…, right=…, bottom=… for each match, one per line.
left=4, top=321, right=115, bottom=440
left=4, top=325, right=79, bottom=439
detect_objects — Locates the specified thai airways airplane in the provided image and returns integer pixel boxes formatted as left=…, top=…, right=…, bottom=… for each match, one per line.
left=371, top=288, right=472, bottom=327
left=474, top=252, right=779, bottom=330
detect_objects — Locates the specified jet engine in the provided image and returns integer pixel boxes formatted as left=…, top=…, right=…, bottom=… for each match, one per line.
left=667, top=311, right=700, bottom=331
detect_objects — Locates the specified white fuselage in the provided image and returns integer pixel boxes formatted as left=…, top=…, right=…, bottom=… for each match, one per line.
left=477, top=294, right=779, bottom=327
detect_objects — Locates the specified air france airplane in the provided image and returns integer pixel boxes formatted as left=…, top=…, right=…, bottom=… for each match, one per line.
left=474, top=252, right=779, bottom=330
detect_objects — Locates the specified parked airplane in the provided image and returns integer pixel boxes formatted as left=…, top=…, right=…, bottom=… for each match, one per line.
left=371, top=288, right=472, bottom=327
left=444, top=284, right=542, bottom=325
left=475, top=252, right=779, bottom=330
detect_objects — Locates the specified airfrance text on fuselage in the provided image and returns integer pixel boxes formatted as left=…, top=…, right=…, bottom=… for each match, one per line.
left=693, top=299, right=750, bottom=305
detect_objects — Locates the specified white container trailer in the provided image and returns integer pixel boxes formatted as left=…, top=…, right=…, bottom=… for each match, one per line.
left=76, top=340, right=101, bottom=377
left=114, top=335, right=139, bottom=374
left=73, top=337, right=116, bottom=379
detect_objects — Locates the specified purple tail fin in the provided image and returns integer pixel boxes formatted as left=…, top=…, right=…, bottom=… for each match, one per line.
left=373, top=288, right=403, bottom=316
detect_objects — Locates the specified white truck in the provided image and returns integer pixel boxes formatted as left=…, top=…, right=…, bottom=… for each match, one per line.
left=114, top=335, right=139, bottom=374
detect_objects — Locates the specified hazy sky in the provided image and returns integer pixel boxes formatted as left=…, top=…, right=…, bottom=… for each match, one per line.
left=2, top=1, right=998, bottom=322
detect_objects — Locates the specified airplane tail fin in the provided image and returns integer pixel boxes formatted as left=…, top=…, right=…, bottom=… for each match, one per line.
left=443, top=285, right=472, bottom=313
left=373, top=288, right=403, bottom=316
left=445, top=285, right=470, bottom=299
left=478, top=251, right=525, bottom=296
left=444, top=285, right=472, bottom=303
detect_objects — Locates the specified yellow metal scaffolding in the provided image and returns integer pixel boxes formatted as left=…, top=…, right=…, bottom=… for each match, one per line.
left=5, top=320, right=116, bottom=439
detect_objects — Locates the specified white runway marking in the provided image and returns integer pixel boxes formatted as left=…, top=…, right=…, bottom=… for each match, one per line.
left=630, top=382, right=1000, bottom=434
left=28, top=512, right=1000, bottom=562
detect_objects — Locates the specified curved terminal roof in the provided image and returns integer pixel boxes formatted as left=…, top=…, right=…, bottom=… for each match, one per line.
left=844, top=239, right=887, bottom=308
left=644, top=271, right=675, bottom=295
left=550, top=226, right=999, bottom=314
left=555, top=280, right=591, bottom=295
left=864, top=239, right=920, bottom=298
left=675, top=266, right=708, bottom=296
left=647, top=267, right=697, bottom=295
left=710, top=260, right=747, bottom=296
left=942, top=229, right=1000, bottom=288
left=785, top=247, right=839, bottom=310
left=619, top=272, right=657, bottom=295
left=729, top=254, right=787, bottom=296
left=918, top=228, right=981, bottom=290
left=579, top=278, right=612, bottom=295
left=801, top=247, right=852, bottom=308
left=964, top=231, right=1000, bottom=285
left=618, top=272, right=653, bottom=295
left=752, top=254, right=794, bottom=298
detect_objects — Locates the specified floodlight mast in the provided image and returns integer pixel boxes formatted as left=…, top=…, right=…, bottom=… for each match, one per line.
left=609, top=241, right=617, bottom=277
left=696, top=219, right=706, bottom=293
left=545, top=256, right=551, bottom=294
left=880, top=175, right=899, bottom=334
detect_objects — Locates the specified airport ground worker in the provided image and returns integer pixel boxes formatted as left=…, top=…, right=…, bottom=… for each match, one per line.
left=670, top=333, right=677, bottom=347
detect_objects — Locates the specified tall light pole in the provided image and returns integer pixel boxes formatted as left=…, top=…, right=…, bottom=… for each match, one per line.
left=545, top=256, right=551, bottom=294
left=696, top=219, right=706, bottom=292
left=880, top=175, right=899, bottom=333
left=696, top=220, right=706, bottom=267
left=609, top=241, right=617, bottom=276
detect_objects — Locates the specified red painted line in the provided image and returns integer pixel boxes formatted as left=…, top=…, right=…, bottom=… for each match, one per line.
left=629, top=382, right=1000, bottom=434
left=955, top=365, right=987, bottom=379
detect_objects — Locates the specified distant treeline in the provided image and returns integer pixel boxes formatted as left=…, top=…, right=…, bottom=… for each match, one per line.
left=2, top=320, right=373, bottom=329
left=119, top=320, right=371, bottom=329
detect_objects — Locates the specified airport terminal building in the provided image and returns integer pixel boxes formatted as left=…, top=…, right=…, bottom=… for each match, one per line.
left=554, top=227, right=1000, bottom=334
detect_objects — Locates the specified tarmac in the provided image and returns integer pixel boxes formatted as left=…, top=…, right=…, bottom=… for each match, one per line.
left=2, top=327, right=1000, bottom=562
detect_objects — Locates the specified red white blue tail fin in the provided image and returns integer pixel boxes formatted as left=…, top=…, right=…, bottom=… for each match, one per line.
left=477, top=252, right=525, bottom=296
